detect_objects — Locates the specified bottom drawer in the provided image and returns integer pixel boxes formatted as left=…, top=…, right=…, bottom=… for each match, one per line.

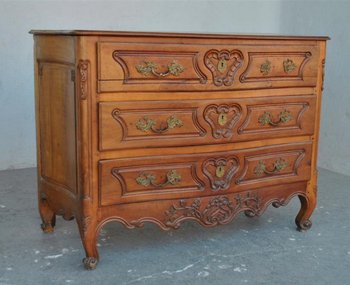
left=99, top=142, right=312, bottom=206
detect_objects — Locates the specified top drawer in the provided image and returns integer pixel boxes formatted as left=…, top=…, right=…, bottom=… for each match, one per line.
left=97, top=42, right=320, bottom=92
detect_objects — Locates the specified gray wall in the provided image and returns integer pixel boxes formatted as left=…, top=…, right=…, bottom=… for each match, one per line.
left=278, top=0, right=350, bottom=175
left=0, top=0, right=349, bottom=176
left=0, top=0, right=281, bottom=170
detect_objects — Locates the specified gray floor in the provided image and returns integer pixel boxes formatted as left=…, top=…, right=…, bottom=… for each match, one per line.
left=0, top=168, right=349, bottom=285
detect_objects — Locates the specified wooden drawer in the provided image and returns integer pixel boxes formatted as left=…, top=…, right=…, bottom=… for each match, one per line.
left=99, top=142, right=312, bottom=206
left=98, top=42, right=319, bottom=92
left=99, top=95, right=316, bottom=150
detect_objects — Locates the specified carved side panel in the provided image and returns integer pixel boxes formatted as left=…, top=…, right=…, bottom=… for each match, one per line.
left=204, top=49, right=244, bottom=86
left=38, top=62, right=77, bottom=194
left=202, top=157, right=239, bottom=191
left=204, top=104, right=242, bottom=139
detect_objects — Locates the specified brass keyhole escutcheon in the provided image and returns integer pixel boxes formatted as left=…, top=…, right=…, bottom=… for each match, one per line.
left=218, top=112, right=228, bottom=126
left=216, top=165, right=226, bottom=178
left=218, top=59, right=227, bottom=73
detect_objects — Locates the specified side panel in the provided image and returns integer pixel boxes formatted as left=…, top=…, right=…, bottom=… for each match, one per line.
left=35, top=35, right=77, bottom=199
left=38, top=62, right=77, bottom=193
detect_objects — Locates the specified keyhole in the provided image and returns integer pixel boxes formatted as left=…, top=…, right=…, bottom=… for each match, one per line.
left=218, top=112, right=227, bottom=126
left=218, top=59, right=227, bottom=72
left=216, top=165, right=225, bottom=178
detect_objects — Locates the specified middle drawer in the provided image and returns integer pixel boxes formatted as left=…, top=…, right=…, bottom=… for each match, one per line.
left=99, top=95, right=315, bottom=151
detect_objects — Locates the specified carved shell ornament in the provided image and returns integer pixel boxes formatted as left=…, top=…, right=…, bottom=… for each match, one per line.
left=204, top=49, right=244, bottom=86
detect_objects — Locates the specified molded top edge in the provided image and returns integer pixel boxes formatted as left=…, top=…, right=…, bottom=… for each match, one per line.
left=29, top=30, right=330, bottom=40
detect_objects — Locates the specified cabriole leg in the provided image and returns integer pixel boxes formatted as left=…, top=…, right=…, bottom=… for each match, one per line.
left=77, top=218, right=99, bottom=270
left=295, top=194, right=316, bottom=231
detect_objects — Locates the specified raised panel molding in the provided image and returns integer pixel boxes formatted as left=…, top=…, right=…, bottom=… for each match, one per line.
left=236, top=149, right=306, bottom=185
left=238, top=102, right=310, bottom=134
left=112, top=50, right=207, bottom=84
left=111, top=107, right=206, bottom=141
left=240, top=52, right=312, bottom=83
left=110, top=163, right=205, bottom=197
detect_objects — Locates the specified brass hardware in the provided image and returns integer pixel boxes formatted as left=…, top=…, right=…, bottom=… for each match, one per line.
left=136, top=115, right=183, bottom=133
left=215, top=165, right=226, bottom=178
left=136, top=170, right=181, bottom=188
left=258, top=110, right=292, bottom=126
left=136, top=60, right=185, bottom=77
left=283, top=59, right=296, bottom=73
left=218, top=112, right=228, bottom=126
left=217, top=59, right=228, bottom=73
left=254, top=158, right=288, bottom=176
left=260, top=60, right=271, bottom=76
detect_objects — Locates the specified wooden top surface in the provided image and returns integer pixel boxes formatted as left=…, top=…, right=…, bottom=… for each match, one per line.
left=29, top=30, right=330, bottom=40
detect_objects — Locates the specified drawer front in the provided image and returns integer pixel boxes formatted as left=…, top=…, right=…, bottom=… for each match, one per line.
left=99, top=95, right=316, bottom=151
left=99, top=142, right=312, bottom=206
left=98, top=42, right=319, bottom=92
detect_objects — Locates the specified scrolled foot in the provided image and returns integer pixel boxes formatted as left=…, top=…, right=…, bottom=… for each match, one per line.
left=296, top=219, right=312, bottom=232
left=41, top=221, right=55, bottom=233
left=244, top=210, right=256, bottom=218
left=83, top=257, right=98, bottom=270
left=40, top=215, right=56, bottom=233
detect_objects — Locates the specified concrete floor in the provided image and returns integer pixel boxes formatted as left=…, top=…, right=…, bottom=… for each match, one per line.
left=0, top=168, right=349, bottom=285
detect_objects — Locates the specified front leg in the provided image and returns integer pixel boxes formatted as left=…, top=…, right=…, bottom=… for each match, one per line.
left=77, top=216, right=99, bottom=270
left=295, top=181, right=317, bottom=231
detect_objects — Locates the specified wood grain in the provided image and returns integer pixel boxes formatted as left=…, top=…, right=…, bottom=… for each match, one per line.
left=32, top=31, right=328, bottom=270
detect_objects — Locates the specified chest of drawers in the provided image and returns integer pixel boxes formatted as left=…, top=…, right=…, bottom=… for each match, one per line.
left=31, top=30, right=328, bottom=269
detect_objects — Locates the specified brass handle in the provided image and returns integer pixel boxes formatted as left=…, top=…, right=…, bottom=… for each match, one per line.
left=283, top=58, right=296, bottom=73
left=136, top=115, right=183, bottom=133
left=258, top=110, right=292, bottom=126
left=136, top=170, right=181, bottom=188
left=254, top=158, right=288, bottom=176
left=136, top=60, right=185, bottom=77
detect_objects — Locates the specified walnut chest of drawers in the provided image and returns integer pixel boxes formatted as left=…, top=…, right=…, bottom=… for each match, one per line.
left=31, top=30, right=328, bottom=269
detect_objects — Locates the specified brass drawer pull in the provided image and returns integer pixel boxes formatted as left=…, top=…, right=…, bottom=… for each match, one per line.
left=136, top=115, right=183, bottom=133
left=258, top=110, right=292, bottom=126
left=136, top=170, right=181, bottom=188
left=254, top=158, right=288, bottom=176
left=136, top=60, right=185, bottom=77
left=283, top=58, right=296, bottom=73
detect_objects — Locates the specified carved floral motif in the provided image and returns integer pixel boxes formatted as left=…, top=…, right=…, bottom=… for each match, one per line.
left=78, top=60, right=89, bottom=100
left=165, top=193, right=261, bottom=228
